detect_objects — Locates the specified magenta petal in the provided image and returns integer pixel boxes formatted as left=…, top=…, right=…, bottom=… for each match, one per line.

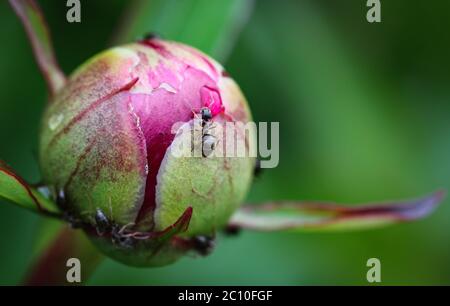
left=131, top=64, right=224, bottom=228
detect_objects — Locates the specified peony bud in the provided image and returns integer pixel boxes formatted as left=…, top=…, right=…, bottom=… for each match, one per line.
left=3, top=0, right=444, bottom=275
left=39, top=38, right=255, bottom=266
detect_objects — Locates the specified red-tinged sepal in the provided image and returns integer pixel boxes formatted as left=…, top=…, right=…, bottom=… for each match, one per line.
left=89, top=207, right=195, bottom=267
left=228, top=191, right=445, bottom=232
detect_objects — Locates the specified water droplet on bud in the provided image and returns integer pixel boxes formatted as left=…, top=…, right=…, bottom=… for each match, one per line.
left=48, top=114, right=64, bottom=130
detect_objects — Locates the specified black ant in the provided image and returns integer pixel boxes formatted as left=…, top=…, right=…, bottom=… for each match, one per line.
left=223, top=225, right=242, bottom=237
left=96, top=209, right=217, bottom=253
left=94, top=208, right=135, bottom=249
left=197, top=107, right=217, bottom=158
left=254, top=159, right=263, bottom=177
left=191, top=235, right=215, bottom=256
left=142, top=32, right=160, bottom=41
left=94, top=208, right=111, bottom=235
left=200, top=107, right=213, bottom=125
left=54, top=188, right=88, bottom=228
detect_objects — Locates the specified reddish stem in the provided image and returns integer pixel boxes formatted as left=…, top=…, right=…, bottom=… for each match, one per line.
left=9, top=0, right=66, bottom=97
left=24, top=227, right=103, bottom=286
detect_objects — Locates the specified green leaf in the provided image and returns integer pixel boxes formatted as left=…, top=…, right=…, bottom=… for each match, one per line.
left=8, top=0, right=66, bottom=96
left=0, top=161, right=60, bottom=216
left=113, top=0, right=254, bottom=61
left=229, top=191, right=445, bottom=232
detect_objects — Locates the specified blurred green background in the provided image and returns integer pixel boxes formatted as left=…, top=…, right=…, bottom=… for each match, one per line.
left=1, top=0, right=449, bottom=285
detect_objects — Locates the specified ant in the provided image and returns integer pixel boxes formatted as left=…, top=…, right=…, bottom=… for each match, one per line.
left=194, top=107, right=217, bottom=158
left=191, top=235, right=215, bottom=256
left=94, top=208, right=136, bottom=249
left=54, top=188, right=89, bottom=229
left=142, top=32, right=160, bottom=41
left=254, top=159, right=263, bottom=177
left=96, top=209, right=216, bottom=254
left=223, top=225, right=241, bottom=237
left=94, top=208, right=111, bottom=235
left=200, top=107, right=213, bottom=125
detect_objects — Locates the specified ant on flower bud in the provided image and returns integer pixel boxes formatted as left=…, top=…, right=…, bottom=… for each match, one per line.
left=200, top=107, right=213, bottom=124
left=142, top=32, right=160, bottom=41
left=191, top=235, right=215, bottom=256
left=94, top=208, right=136, bottom=249
left=94, top=208, right=111, bottom=236
left=197, top=107, right=217, bottom=158
left=254, top=159, right=263, bottom=177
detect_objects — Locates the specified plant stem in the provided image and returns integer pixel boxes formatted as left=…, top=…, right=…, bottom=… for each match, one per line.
left=9, top=0, right=66, bottom=97
left=24, top=226, right=103, bottom=286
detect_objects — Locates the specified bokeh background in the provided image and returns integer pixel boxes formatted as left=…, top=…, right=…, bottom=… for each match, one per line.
left=1, top=0, right=449, bottom=285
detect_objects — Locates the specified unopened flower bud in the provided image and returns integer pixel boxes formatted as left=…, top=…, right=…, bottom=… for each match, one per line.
left=39, top=38, right=255, bottom=266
